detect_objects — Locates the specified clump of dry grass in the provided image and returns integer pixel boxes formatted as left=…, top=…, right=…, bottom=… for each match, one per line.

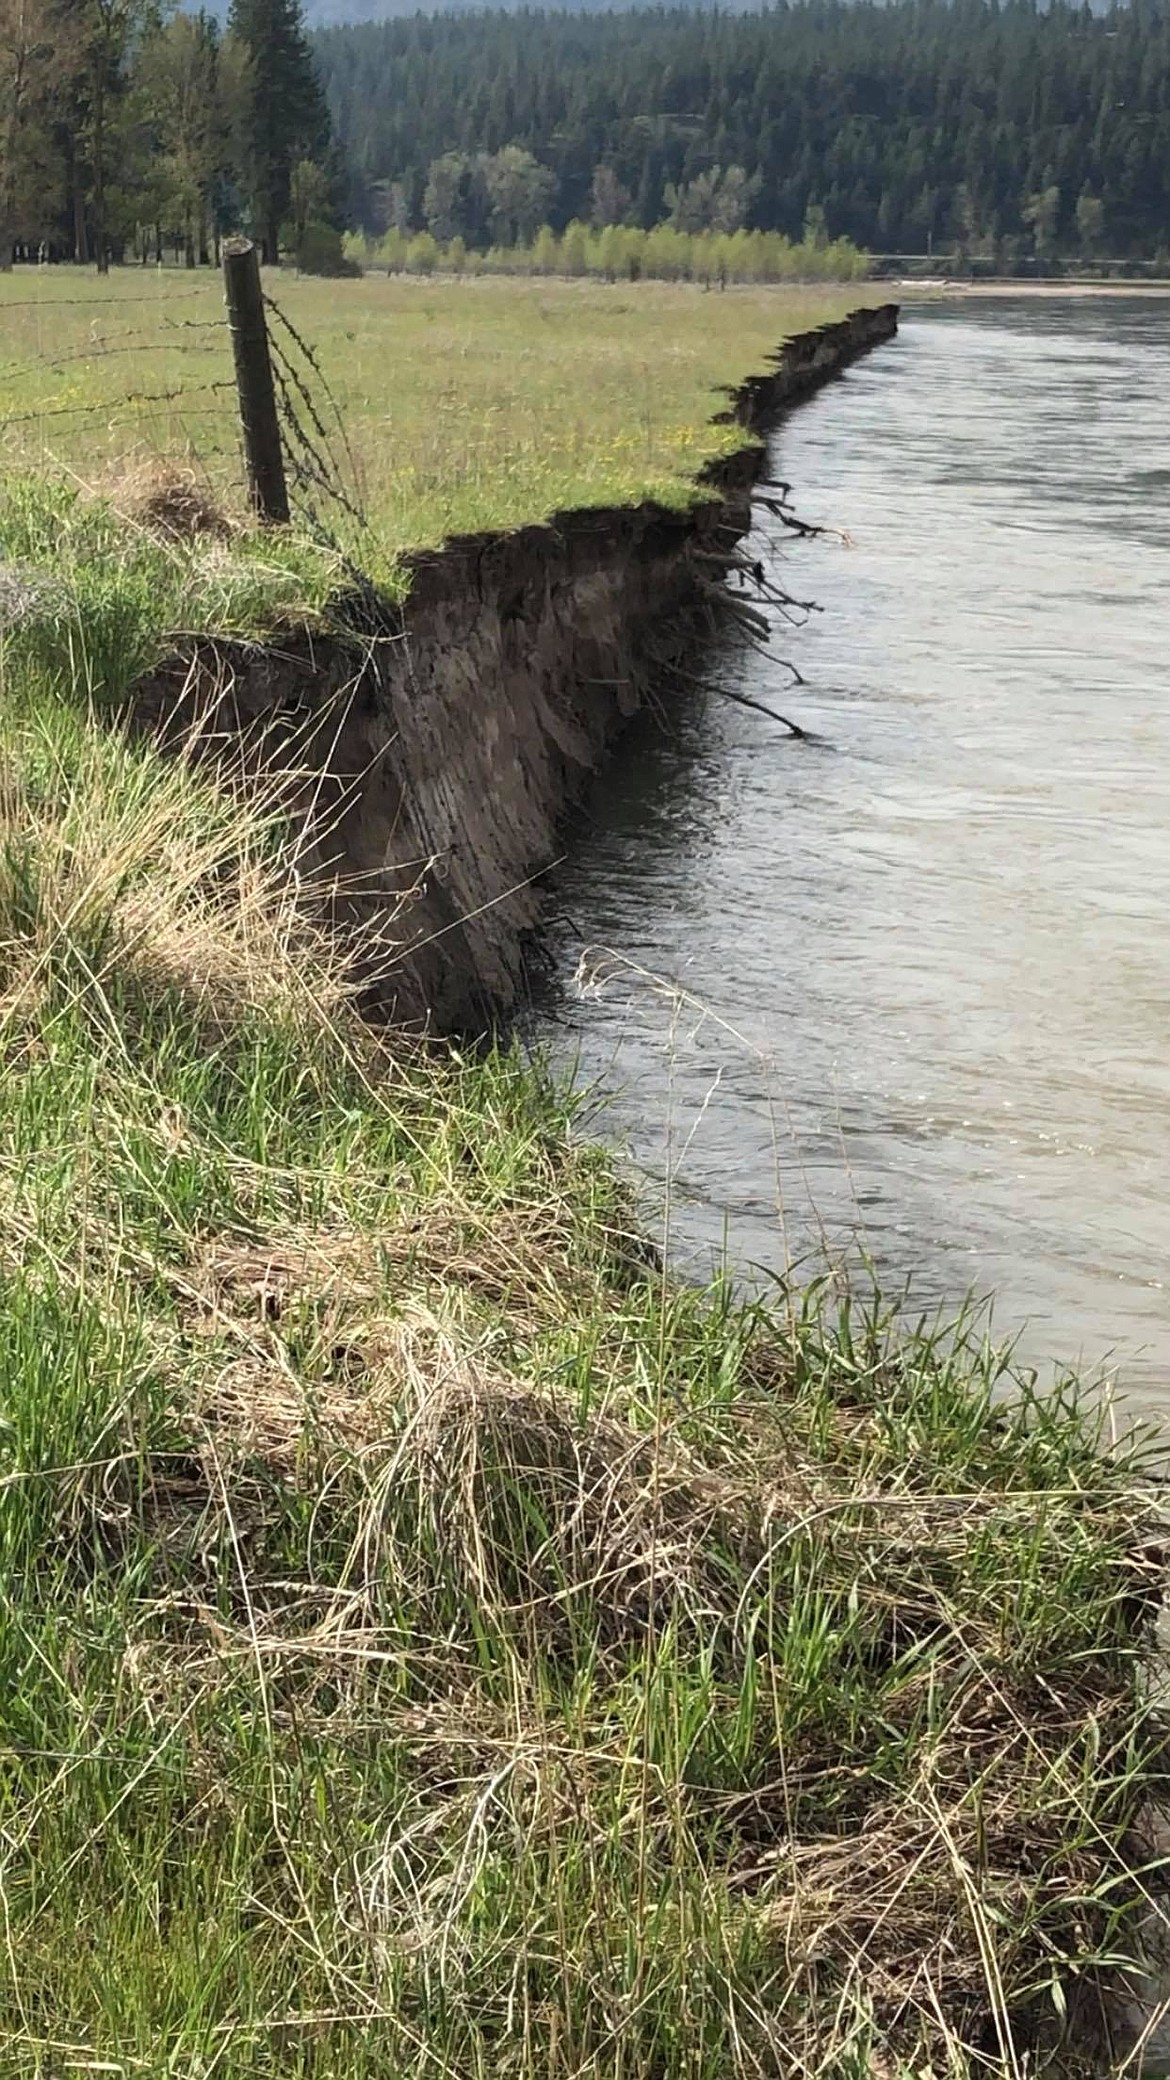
left=111, top=461, right=234, bottom=544
left=147, top=1191, right=1169, bottom=2076
left=0, top=702, right=369, bottom=1044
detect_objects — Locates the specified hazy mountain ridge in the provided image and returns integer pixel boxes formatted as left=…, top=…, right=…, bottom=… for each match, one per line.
left=305, top=0, right=760, bottom=22
left=302, top=0, right=1112, bottom=23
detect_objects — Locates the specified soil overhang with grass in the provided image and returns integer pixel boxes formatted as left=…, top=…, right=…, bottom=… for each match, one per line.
left=126, top=303, right=900, bottom=1029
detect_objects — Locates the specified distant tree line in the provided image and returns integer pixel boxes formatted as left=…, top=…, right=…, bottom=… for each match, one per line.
left=343, top=218, right=869, bottom=283
left=316, top=0, right=1170, bottom=268
left=0, top=0, right=340, bottom=271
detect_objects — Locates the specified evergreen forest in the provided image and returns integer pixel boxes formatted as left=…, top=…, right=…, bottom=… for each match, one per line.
left=317, top=0, right=1170, bottom=268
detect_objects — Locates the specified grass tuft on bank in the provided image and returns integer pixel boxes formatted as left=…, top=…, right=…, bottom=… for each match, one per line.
left=0, top=627, right=1165, bottom=2073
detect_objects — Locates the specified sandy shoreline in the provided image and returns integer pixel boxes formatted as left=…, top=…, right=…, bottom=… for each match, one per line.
left=890, top=276, right=1170, bottom=298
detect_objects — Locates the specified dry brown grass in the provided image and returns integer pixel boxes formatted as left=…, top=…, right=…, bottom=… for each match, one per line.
left=134, top=1189, right=1165, bottom=2075
left=110, top=461, right=234, bottom=544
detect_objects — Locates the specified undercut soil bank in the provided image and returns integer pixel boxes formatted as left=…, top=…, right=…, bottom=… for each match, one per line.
left=134, top=303, right=898, bottom=1028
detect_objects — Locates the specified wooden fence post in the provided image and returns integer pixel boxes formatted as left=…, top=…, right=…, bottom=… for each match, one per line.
left=222, top=237, right=290, bottom=525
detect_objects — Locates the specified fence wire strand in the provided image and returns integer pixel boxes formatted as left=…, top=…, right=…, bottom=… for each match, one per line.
left=1, top=381, right=236, bottom=428
left=1, top=338, right=228, bottom=389
left=0, top=287, right=214, bottom=311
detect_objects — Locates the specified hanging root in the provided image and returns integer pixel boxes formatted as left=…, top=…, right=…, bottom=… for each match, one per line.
left=695, top=578, right=773, bottom=640
left=693, top=677, right=810, bottom=739
left=753, top=479, right=847, bottom=543
left=649, top=649, right=811, bottom=739
left=691, top=586, right=825, bottom=680
left=657, top=461, right=832, bottom=738
left=699, top=556, right=822, bottom=623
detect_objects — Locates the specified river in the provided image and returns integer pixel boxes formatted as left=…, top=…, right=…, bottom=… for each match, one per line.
left=533, top=294, right=1170, bottom=1406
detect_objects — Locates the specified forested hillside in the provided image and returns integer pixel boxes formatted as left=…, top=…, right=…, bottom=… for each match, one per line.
left=317, top=0, right=1170, bottom=264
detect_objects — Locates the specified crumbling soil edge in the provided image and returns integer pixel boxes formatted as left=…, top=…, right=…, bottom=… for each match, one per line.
left=132, top=301, right=899, bottom=1029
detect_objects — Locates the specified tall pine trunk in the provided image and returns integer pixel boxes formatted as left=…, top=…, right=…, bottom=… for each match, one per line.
left=92, top=69, right=107, bottom=272
left=0, top=40, right=29, bottom=273
left=72, top=174, right=88, bottom=263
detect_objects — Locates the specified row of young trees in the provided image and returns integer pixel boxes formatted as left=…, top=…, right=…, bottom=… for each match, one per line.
left=0, top=0, right=335, bottom=271
left=342, top=219, right=869, bottom=285
left=316, top=0, right=1170, bottom=265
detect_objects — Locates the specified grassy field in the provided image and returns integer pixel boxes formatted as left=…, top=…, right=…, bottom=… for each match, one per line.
left=0, top=265, right=1165, bottom=2072
left=0, top=268, right=872, bottom=569
left=0, top=270, right=879, bottom=699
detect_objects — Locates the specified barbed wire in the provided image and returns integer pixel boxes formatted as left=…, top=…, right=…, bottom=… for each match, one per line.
left=269, top=342, right=366, bottom=532
left=3, top=310, right=224, bottom=355
left=0, top=338, right=228, bottom=389
left=0, top=286, right=216, bottom=311
left=269, top=336, right=344, bottom=473
left=264, top=292, right=366, bottom=532
left=1, top=283, right=368, bottom=557
left=1, top=381, right=236, bottom=427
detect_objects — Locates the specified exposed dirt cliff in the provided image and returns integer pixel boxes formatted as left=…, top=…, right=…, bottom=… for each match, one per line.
left=133, top=303, right=898, bottom=1028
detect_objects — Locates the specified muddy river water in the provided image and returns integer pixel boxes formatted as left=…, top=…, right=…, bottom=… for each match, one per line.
left=533, top=294, right=1170, bottom=1412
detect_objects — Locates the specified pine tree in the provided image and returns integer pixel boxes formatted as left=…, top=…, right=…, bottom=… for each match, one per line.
left=70, top=0, right=154, bottom=272
left=227, top=0, right=327, bottom=263
left=0, top=0, right=57, bottom=268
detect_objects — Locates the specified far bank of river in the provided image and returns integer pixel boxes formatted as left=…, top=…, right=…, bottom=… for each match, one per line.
left=533, top=293, right=1170, bottom=1411
left=939, top=279, right=1170, bottom=297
